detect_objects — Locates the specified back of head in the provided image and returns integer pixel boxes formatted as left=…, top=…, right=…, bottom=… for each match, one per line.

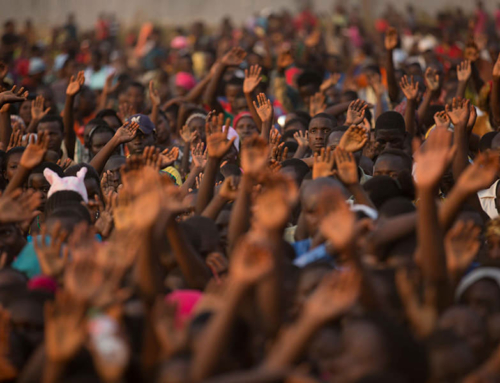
left=46, top=205, right=92, bottom=231
left=31, top=162, right=64, bottom=178
left=379, top=197, right=415, bottom=218
left=297, top=70, right=323, bottom=89
left=44, top=190, right=84, bottom=218
left=281, top=159, right=310, bottom=186
left=363, top=176, right=403, bottom=209
left=375, top=111, right=405, bottom=134
left=65, top=163, right=100, bottom=184
left=480, top=132, right=498, bottom=153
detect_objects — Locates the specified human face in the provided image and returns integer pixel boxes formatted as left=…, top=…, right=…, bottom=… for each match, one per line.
left=488, top=235, right=500, bottom=260
left=373, top=154, right=406, bottom=179
left=19, top=100, right=32, bottom=125
left=187, top=117, right=206, bottom=144
left=156, top=114, right=171, bottom=145
left=90, top=131, right=114, bottom=157
left=126, top=86, right=144, bottom=113
left=232, top=97, right=248, bottom=115
left=329, top=320, right=388, bottom=383
left=235, top=116, right=257, bottom=141
left=375, top=129, right=405, bottom=150
left=85, top=178, right=101, bottom=201
left=462, top=279, right=500, bottom=319
left=5, top=152, right=22, bottom=181
left=37, top=121, right=63, bottom=153
left=299, top=84, right=318, bottom=107
left=327, top=131, right=344, bottom=151
left=225, top=84, right=242, bottom=108
left=28, top=173, right=50, bottom=211
left=309, top=117, right=333, bottom=152
left=301, top=185, right=340, bottom=235
left=0, top=223, right=26, bottom=266
left=127, top=130, right=155, bottom=155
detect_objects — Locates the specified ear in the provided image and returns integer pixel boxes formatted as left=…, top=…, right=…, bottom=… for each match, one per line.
left=76, top=167, right=88, bottom=180
left=43, top=168, right=60, bottom=185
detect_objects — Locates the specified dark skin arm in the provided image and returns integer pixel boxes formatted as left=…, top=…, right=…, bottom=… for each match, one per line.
left=227, top=174, right=253, bottom=254
left=400, top=75, right=419, bottom=138
left=195, top=156, right=220, bottom=215
left=243, top=65, right=264, bottom=131
left=63, top=71, right=85, bottom=160
left=0, top=105, right=11, bottom=150
left=491, top=55, right=500, bottom=128
left=384, top=27, right=400, bottom=103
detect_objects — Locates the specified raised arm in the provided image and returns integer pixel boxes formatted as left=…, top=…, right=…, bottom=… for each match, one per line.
left=456, top=60, right=472, bottom=99
left=400, top=75, right=419, bottom=138
left=0, top=86, right=29, bottom=149
left=243, top=65, right=263, bottom=131
left=27, top=95, right=51, bottom=133
left=417, top=68, right=440, bottom=130
left=491, top=54, right=500, bottom=129
left=254, top=93, right=274, bottom=141
left=63, top=71, right=85, bottom=160
left=384, top=27, right=400, bottom=103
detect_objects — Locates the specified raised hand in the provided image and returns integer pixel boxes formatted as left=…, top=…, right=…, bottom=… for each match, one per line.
left=6, top=122, right=23, bottom=150
left=221, top=47, right=247, bottom=67
left=424, top=67, right=440, bottom=92
left=457, top=60, right=472, bottom=82
left=293, top=130, right=309, bottom=148
left=445, top=97, right=471, bottom=128
left=313, top=147, right=335, bottom=179
left=180, top=125, right=199, bottom=144
left=103, top=72, right=119, bottom=94
left=159, top=147, right=179, bottom=168
left=464, top=41, right=480, bottom=62
left=335, top=147, right=358, bottom=186
left=319, top=188, right=355, bottom=252
left=31, top=95, right=51, bottom=121
left=395, top=267, right=437, bottom=338
left=117, top=102, right=135, bottom=121
left=149, top=80, right=161, bottom=107
left=384, top=27, right=398, bottom=50
left=271, top=142, right=288, bottom=163
left=455, top=151, right=500, bottom=194
left=338, top=125, right=368, bottom=152
left=218, top=175, right=239, bottom=201
left=412, top=127, right=455, bottom=190
left=345, top=99, right=368, bottom=125
left=445, top=220, right=480, bottom=280
left=304, top=268, right=361, bottom=323
left=368, top=72, right=386, bottom=97
left=44, top=290, right=86, bottom=362
left=57, top=158, right=72, bottom=171
left=320, top=73, right=341, bottom=93
left=434, top=111, right=451, bottom=129
left=230, top=235, right=274, bottom=285
left=467, top=104, right=477, bottom=133
left=253, top=93, right=273, bottom=122
left=191, top=142, right=207, bottom=169
left=114, top=121, right=139, bottom=144
left=92, top=195, right=114, bottom=238
left=33, top=222, right=69, bottom=278
left=243, top=65, right=262, bottom=94
left=101, top=170, right=116, bottom=195
left=241, top=135, right=269, bottom=175
left=400, top=75, right=419, bottom=101
left=19, top=131, right=49, bottom=169
left=205, top=113, right=236, bottom=159
left=66, top=70, right=85, bottom=96
left=0, top=189, right=41, bottom=223
left=277, top=48, right=294, bottom=70
left=0, top=85, right=28, bottom=106
left=309, top=92, right=326, bottom=116
left=269, top=128, right=281, bottom=148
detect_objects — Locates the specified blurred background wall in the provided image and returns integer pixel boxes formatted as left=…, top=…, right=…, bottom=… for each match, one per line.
left=0, top=0, right=497, bottom=30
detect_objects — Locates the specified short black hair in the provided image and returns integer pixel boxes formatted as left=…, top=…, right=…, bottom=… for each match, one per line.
left=294, top=111, right=312, bottom=126
left=39, top=115, right=64, bottom=133
left=375, top=111, right=406, bottom=134
left=480, top=131, right=498, bottom=152
left=126, top=81, right=145, bottom=93
left=95, top=109, right=122, bottom=125
left=363, top=175, right=403, bottom=209
left=310, top=113, right=337, bottom=128
left=284, top=117, right=308, bottom=132
left=3, top=147, right=25, bottom=173
left=377, top=148, right=413, bottom=171
left=226, top=77, right=244, bottom=87
left=296, top=70, right=323, bottom=89
left=65, top=164, right=100, bottom=185
left=30, top=162, right=64, bottom=177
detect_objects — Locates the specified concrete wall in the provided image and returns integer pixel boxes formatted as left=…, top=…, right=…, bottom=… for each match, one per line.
left=0, top=0, right=498, bottom=31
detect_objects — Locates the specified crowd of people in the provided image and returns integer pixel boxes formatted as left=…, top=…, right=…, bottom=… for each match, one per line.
left=3, top=0, right=500, bottom=382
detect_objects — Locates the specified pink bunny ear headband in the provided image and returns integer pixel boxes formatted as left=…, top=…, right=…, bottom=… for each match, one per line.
left=43, top=167, right=88, bottom=203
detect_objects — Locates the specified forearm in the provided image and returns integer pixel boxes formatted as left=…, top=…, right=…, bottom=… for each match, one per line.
left=191, top=282, right=248, bottom=382
left=416, top=91, right=433, bottom=126
left=150, top=104, right=159, bottom=128
left=417, top=187, right=448, bottom=283
left=324, top=101, right=351, bottom=117
left=42, top=360, right=65, bottom=383
left=165, top=219, right=211, bottom=289
left=471, top=63, right=485, bottom=94
left=404, top=99, right=417, bottom=138
left=0, top=110, right=11, bottom=150
left=457, top=80, right=468, bottom=99
left=293, top=145, right=309, bottom=159
left=348, top=183, right=375, bottom=209
left=245, top=92, right=262, bottom=133
left=180, top=143, right=191, bottom=178
left=62, top=95, right=76, bottom=159
left=451, top=125, right=469, bottom=181
left=202, top=194, right=229, bottom=220
left=27, top=118, right=40, bottom=133
left=195, top=156, right=220, bottom=214
left=179, top=165, right=202, bottom=196
left=227, top=174, right=253, bottom=254
left=134, top=231, right=164, bottom=303
left=185, top=73, right=212, bottom=103
left=203, top=64, right=226, bottom=108
left=260, top=118, right=272, bottom=141
left=89, top=136, right=120, bottom=175
left=4, top=165, right=31, bottom=195
left=386, top=49, right=399, bottom=103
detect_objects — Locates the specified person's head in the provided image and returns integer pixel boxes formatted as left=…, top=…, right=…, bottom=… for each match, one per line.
left=74, top=86, right=96, bottom=117
left=330, top=313, right=428, bottom=383
left=37, top=115, right=64, bottom=154
left=90, top=50, right=102, bottom=70
left=18, top=97, right=35, bottom=125
left=373, top=149, right=412, bottom=179
left=308, top=113, right=337, bottom=153
left=327, top=125, right=348, bottom=151
left=293, top=262, right=334, bottom=317
left=156, top=109, right=171, bottom=146
left=65, top=164, right=102, bottom=201
left=0, top=223, right=26, bottom=266
left=438, top=305, right=489, bottom=361
left=426, top=329, right=476, bottom=383
left=28, top=162, right=64, bottom=212
left=301, top=177, right=347, bottom=235
left=88, top=124, right=116, bottom=158
left=45, top=205, right=92, bottom=233
left=487, top=218, right=500, bottom=261
left=234, top=112, right=257, bottom=141
left=457, top=268, right=500, bottom=319
left=125, top=82, right=145, bottom=113
left=185, top=112, right=207, bottom=144
left=3, top=147, right=25, bottom=182
left=126, top=114, right=156, bottom=155
left=95, top=109, right=122, bottom=131
left=491, top=133, right=500, bottom=153
left=374, top=112, right=406, bottom=150
left=224, top=77, right=244, bottom=110
left=297, top=71, right=323, bottom=106
left=103, top=155, right=126, bottom=189
left=284, top=117, right=308, bottom=134
left=280, top=158, right=312, bottom=187
left=363, top=176, right=404, bottom=209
